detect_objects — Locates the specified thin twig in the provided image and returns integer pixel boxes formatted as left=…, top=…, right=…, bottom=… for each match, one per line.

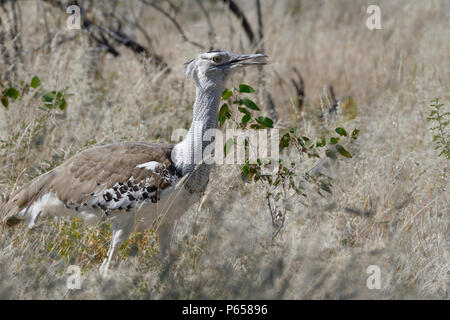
left=195, top=0, right=215, bottom=49
left=327, top=85, right=339, bottom=114
left=291, top=67, right=305, bottom=112
left=40, top=0, right=167, bottom=67
left=139, top=0, right=205, bottom=49
left=222, top=0, right=255, bottom=46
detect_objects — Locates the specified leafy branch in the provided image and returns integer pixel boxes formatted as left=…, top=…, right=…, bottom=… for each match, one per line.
left=0, top=76, right=71, bottom=156
left=1, top=75, right=70, bottom=111
left=219, top=84, right=359, bottom=237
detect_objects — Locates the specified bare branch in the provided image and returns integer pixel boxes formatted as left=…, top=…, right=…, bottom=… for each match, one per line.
left=254, top=0, right=277, bottom=121
left=222, top=0, right=255, bottom=46
left=113, top=12, right=166, bottom=67
left=0, top=12, right=11, bottom=80
left=291, top=67, right=304, bottom=112
left=256, top=0, right=263, bottom=51
left=91, top=32, right=120, bottom=57
left=195, top=0, right=215, bottom=49
left=0, top=0, right=24, bottom=79
left=327, top=85, right=339, bottom=114
left=139, top=0, right=205, bottom=49
left=266, top=93, right=278, bottom=122
left=39, top=0, right=168, bottom=68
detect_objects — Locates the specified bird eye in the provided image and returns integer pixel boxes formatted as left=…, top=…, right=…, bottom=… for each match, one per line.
left=212, top=56, right=222, bottom=63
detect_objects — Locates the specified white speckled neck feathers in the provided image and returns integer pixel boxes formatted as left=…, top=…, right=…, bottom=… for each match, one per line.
left=172, top=81, right=223, bottom=193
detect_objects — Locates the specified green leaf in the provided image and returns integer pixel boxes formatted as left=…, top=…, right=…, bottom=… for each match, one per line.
left=336, top=144, right=352, bottom=158
left=316, top=138, right=326, bottom=147
left=238, top=107, right=250, bottom=114
left=290, top=127, right=297, bottom=134
left=335, top=127, right=348, bottom=136
left=57, top=98, right=67, bottom=110
left=280, top=133, right=290, bottom=149
left=1, top=96, right=8, bottom=108
left=351, top=129, right=360, bottom=140
left=3, top=88, right=21, bottom=99
left=330, top=137, right=340, bottom=144
left=240, top=98, right=260, bottom=111
left=241, top=162, right=249, bottom=176
left=224, top=138, right=234, bottom=157
left=238, top=84, right=255, bottom=93
left=30, top=76, right=41, bottom=88
left=222, top=89, right=233, bottom=100
left=43, top=91, right=56, bottom=104
left=241, top=167, right=250, bottom=181
left=255, top=116, right=274, bottom=128
left=242, top=114, right=251, bottom=124
left=218, top=103, right=231, bottom=125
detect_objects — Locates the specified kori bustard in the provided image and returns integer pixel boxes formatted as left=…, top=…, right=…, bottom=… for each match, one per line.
left=0, top=50, right=267, bottom=273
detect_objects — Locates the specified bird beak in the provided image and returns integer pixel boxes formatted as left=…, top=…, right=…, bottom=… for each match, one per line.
left=222, top=53, right=268, bottom=68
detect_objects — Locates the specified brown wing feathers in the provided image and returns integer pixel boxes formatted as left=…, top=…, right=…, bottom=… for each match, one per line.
left=1, top=170, right=57, bottom=223
left=1, top=142, right=177, bottom=222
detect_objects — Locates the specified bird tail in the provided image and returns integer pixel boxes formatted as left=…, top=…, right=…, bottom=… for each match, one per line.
left=0, top=170, right=55, bottom=228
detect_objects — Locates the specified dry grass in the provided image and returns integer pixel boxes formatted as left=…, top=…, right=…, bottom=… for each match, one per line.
left=0, top=0, right=448, bottom=299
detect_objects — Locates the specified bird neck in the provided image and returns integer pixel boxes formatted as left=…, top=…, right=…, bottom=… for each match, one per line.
left=173, top=81, right=223, bottom=192
left=192, top=82, right=222, bottom=124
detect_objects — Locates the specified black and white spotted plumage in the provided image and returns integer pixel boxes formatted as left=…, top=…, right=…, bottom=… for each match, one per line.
left=63, top=163, right=181, bottom=215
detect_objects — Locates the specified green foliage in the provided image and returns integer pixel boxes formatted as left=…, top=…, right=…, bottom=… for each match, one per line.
left=3, top=87, right=21, bottom=99
left=30, top=76, right=41, bottom=89
left=335, top=127, right=348, bottom=136
left=427, top=98, right=449, bottom=159
left=280, top=133, right=290, bottom=148
left=1, top=75, right=70, bottom=111
left=218, top=103, right=231, bottom=125
left=351, top=128, right=360, bottom=140
left=1, top=88, right=21, bottom=108
left=221, top=89, right=233, bottom=100
left=336, top=144, right=352, bottom=158
left=0, top=76, right=72, bottom=184
left=238, top=97, right=260, bottom=111
left=42, top=91, right=68, bottom=111
left=330, top=137, right=340, bottom=144
left=255, top=116, right=273, bottom=128
left=238, top=84, right=256, bottom=93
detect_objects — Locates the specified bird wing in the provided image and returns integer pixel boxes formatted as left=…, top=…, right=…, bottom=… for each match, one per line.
left=1, top=142, right=179, bottom=221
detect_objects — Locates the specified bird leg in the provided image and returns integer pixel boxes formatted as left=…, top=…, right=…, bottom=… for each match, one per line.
left=100, top=218, right=133, bottom=275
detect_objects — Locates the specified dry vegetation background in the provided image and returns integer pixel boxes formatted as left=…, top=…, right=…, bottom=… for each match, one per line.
left=0, top=0, right=448, bottom=299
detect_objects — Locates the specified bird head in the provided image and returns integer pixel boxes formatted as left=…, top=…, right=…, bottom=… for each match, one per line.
left=185, top=50, right=267, bottom=87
